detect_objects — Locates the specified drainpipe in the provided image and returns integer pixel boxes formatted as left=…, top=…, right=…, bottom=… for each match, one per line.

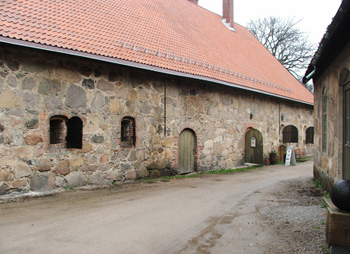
left=303, top=65, right=316, bottom=84
left=164, top=82, right=167, bottom=136
left=279, top=101, right=281, bottom=141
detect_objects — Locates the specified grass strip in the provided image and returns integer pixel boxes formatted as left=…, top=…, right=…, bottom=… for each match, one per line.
left=141, top=166, right=259, bottom=183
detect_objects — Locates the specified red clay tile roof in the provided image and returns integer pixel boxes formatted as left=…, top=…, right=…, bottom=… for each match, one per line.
left=0, top=0, right=313, bottom=105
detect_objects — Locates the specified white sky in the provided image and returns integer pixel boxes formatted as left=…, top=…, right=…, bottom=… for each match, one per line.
left=198, top=0, right=341, bottom=46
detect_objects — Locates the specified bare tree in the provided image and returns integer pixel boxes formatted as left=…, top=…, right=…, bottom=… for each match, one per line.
left=247, top=17, right=315, bottom=85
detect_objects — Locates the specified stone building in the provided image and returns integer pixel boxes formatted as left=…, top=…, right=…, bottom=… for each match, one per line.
left=304, top=0, right=350, bottom=191
left=0, top=0, right=313, bottom=194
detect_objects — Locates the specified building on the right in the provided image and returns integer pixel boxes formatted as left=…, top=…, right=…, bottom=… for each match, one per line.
left=303, top=0, right=350, bottom=191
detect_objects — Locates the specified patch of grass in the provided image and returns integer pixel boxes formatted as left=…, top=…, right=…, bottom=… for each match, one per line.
left=64, top=185, right=74, bottom=190
left=323, top=191, right=330, bottom=199
left=313, top=179, right=330, bottom=206
left=322, top=245, right=330, bottom=254
left=141, top=174, right=200, bottom=183
left=200, top=166, right=258, bottom=175
left=313, top=179, right=323, bottom=188
left=296, top=157, right=311, bottom=163
left=141, top=166, right=259, bottom=183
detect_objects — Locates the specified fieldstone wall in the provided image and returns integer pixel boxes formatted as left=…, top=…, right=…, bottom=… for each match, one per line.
left=313, top=41, right=350, bottom=191
left=0, top=43, right=314, bottom=195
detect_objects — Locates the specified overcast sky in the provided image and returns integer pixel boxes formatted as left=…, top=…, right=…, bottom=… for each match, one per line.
left=198, top=0, right=341, bottom=46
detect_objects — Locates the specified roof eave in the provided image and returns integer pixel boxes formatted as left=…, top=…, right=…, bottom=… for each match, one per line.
left=0, top=36, right=313, bottom=106
left=303, top=0, right=350, bottom=84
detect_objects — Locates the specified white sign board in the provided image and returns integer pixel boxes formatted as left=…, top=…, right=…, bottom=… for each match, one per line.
left=251, top=137, right=256, bottom=148
left=285, top=146, right=297, bottom=166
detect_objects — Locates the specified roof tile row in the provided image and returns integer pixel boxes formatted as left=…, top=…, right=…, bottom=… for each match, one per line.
left=0, top=0, right=313, bottom=104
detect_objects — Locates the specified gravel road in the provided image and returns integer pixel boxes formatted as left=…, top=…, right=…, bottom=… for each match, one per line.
left=258, top=178, right=327, bottom=254
left=0, top=160, right=328, bottom=254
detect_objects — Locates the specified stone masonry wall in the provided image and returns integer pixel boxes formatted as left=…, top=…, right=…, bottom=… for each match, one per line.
left=0, top=43, right=314, bottom=195
left=313, top=41, right=350, bottom=191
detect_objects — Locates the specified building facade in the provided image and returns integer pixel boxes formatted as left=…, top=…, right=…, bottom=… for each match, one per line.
left=0, top=0, right=314, bottom=194
left=0, top=43, right=313, bottom=194
left=304, top=0, right=350, bottom=191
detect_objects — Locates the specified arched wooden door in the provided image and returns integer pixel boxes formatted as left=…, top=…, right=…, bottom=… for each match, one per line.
left=245, top=129, right=263, bottom=165
left=178, top=129, right=196, bottom=174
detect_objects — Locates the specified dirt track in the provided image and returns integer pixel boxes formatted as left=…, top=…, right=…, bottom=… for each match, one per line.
left=0, top=161, right=327, bottom=254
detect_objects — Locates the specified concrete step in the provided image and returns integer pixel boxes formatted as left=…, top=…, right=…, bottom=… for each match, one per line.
left=330, top=245, right=350, bottom=254
left=244, top=163, right=259, bottom=167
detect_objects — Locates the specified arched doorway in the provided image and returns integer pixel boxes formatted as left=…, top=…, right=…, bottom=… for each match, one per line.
left=178, top=129, right=196, bottom=174
left=245, top=129, right=263, bottom=165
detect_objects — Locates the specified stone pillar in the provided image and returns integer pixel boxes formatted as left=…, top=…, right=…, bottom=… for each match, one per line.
left=324, top=198, right=350, bottom=248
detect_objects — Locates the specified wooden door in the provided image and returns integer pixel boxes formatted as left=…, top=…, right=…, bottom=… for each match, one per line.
left=178, top=129, right=195, bottom=174
left=278, top=145, right=286, bottom=162
left=245, top=129, right=263, bottom=165
left=344, top=83, right=350, bottom=180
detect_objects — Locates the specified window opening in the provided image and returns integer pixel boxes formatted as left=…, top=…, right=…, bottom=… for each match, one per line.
left=283, top=125, right=298, bottom=143
left=322, top=88, right=328, bottom=152
left=67, top=116, right=83, bottom=149
left=49, top=115, right=83, bottom=149
left=121, top=117, right=136, bottom=148
left=343, top=79, right=350, bottom=180
left=306, top=127, right=314, bottom=144
left=50, top=116, right=67, bottom=146
left=345, top=89, right=350, bottom=146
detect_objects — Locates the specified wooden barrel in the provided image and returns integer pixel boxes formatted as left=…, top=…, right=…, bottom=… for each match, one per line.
left=269, top=152, right=278, bottom=165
